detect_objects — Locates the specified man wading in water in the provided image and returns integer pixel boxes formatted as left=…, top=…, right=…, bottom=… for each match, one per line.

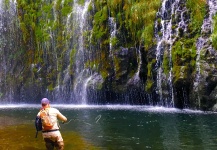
left=37, top=98, right=67, bottom=150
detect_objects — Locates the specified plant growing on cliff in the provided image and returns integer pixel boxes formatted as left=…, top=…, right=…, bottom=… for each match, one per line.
left=186, top=0, right=206, bottom=36
left=90, top=0, right=161, bottom=83
left=171, top=0, right=206, bottom=82
left=16, top=0, right=74, bottom=91
left=211, top=15, right=217, bottom=50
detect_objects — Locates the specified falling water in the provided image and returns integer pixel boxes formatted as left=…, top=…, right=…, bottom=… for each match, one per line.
left=155, top=0, right=176, bottom=106
left=73, top=0, right=92, bottom=104
left=108, top=16, right=117, bottom=79
left=0, top=0, right=17, bottom=73
left=155, top=0, right=187, bottom=107
left=109, top=17, right=117, bottom=57
left=0, top=0, right=5, bottom=78
left=194, top=0, right=217, bottom=107
left=0, top=0, right=18, bottom=103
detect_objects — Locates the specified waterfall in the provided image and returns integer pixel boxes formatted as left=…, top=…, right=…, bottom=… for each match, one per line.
left=155, top=0, right=176, bottom=106
left=73, top=0, right=92, bottom=104
left=0, top=0, right=17, bottom=74
left=194, top=0, right=217, bottom=107
left=1, top=0, right=216, bottom=109
left=108, top=16, right=117, bottom=78
left=109, top=17, right=117, bottom=57
left=0, top=0, right=18, bottom=102
left=155, top=0, right=187, bottom=107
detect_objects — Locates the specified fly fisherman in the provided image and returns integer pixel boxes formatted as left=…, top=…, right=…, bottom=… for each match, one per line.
left=37, top=98, right=67, bottom=150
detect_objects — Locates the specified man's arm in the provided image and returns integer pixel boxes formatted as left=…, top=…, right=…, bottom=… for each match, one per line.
left=57, top=111, right=67, bottom=123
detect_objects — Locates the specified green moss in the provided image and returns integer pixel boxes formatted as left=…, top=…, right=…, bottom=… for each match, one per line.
left=100, top=70, right=109, bottom=79
left=145, top=58, right=156, bottom=92
left=169, top=0, right=206, bottom=83
left=186, top=0, right=206, bottom=36
left=92, top=5, right=108, bottom=41
left=172, top=39, right=196, bottom=65
left=70, top=48, right=76, bottom=66
left=61, top=6, right=72, bottom=16
left=111, top=37, right=118, bottom=46
left=211, top=15, right=217, bottom=50
left=147, top=60, right=154, bottom=77
left=145, top=79, right=154, bottom=93
left=122, top=0, right=161, bottom=49
left=163, top=55, right=170, bottom=74
left=90, top=0, right=162, bottom=86
left=93, top=0, right=161, bottom=49
left=172, top=38, right=197, bottom=83
left=77, top=0, right=86, bottom=5
left=173, top=65, right=193, bottom=85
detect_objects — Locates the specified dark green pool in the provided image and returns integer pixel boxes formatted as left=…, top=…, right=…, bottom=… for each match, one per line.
left=0, top=104, right=216, bottom=150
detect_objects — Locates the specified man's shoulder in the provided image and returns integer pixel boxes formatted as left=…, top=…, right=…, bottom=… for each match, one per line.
left=49, top=107, right=59, bottom=112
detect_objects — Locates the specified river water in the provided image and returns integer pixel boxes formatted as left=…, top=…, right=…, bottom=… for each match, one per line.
left=0, top=104, right=216, bottom=150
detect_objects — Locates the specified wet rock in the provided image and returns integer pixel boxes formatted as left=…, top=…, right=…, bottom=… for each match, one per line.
left=212, top=104, right=217, bottom=111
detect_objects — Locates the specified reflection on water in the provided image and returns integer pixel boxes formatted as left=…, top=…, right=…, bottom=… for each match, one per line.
left=0, top=105, right=217, bottom=150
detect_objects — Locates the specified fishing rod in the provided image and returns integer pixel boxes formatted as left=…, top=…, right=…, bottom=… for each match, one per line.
left=35, top=115, right=102, bottom=138
left=63, top=118, right=92, bottom=126
left=62, top=115, right=102, bottom=125
left=61, top=119, right=73, bottom=124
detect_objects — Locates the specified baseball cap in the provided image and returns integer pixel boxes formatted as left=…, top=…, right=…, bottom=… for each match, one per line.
left=41, top=98, right=50, bottom=104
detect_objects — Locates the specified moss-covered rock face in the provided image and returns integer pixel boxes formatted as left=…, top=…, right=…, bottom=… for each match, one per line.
left=147, top=0, right=210, bottom=109
left=87, top=0, right=161, bottom=103
left=1, top=0, right=217, bottom=110
left=188, top=0, right=217, bottom=110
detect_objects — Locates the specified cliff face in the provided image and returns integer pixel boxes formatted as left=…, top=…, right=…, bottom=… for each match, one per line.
left=1, top=0, right=217, bottom=110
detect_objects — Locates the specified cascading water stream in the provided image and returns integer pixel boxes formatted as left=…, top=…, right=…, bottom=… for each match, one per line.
left=194, top=0, right=217, bottom=107
left=109, top=17, right=117, bottom=58
left=108, top=16, right=117, bottom=78
left=73, top=0, right=92, bottom=104
left=155, top=0, right=176, bottom=106
left=0, top=0, right=5, bottom=78
left=155, top=0, right=187, bottom=107
left=0, top=0, right=17, bottom=103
